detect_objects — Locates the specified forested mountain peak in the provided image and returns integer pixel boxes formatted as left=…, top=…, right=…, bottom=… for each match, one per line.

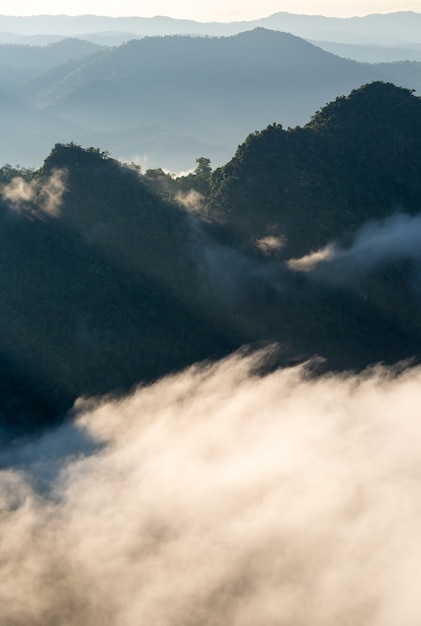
left=209, top=81, right=421, bottom=257
left=307, top=81, right=421, bottom=132
left=2, top=80, right=421, bottom=434
left=41, top=141, right=112, bottom=173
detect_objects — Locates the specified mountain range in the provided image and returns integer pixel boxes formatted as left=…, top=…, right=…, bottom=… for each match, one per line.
left=2, top=28, right=421, bottom=171
left=1, top=81, right=421, bottom=439
left=0, top=38, right=102, bottom=81
left=1, top=12, right=421, bottom=45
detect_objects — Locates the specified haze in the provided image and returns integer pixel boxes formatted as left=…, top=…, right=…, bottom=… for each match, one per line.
left=1, top=0, right=421, bottom=20
left=4, top=351, right=421, bottom=625
left=1, top=4, right=421, bottom=624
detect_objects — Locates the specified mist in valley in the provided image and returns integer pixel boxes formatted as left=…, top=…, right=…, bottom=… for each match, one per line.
left=1, top=8, right=421, bottom=625
left=2, top=351, right=421, bottom=625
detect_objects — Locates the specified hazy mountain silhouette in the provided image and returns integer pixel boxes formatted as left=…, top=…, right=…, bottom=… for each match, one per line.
left=11, top=28, right=419, bottom=171
left=1, top=11, right=421, bottom=45
left=0, top=38, right=102, bottom=81
left=258, top=12, right=421, bottom=45
left=373, top=61, right=421, bottom=93
left=2, top=29, right=420, bottom=170
left=311, top=40, right=421, bottom=62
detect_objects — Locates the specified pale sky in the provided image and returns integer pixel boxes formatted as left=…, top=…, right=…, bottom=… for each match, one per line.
left=0, top=1, right=420, bottom=21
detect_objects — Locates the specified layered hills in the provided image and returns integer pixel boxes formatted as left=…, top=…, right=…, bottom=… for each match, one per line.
left=3, top=28, right=421, bottom=171
left=1, top=12, right=421, bottom=45
left=0, top=38, right=102, bottom=81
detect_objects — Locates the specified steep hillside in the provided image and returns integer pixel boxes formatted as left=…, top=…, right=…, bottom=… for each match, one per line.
left=202, top=82, right=421, bottom=372
left=2, top=82, right=421, bottom=438
left=209, top=81, right=421, bottom=257
left=0, top=145, right=238, bottom=436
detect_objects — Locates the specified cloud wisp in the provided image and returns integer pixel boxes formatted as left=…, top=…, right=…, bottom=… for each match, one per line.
left=256, top=234, right=286, bottom=256
left=2, top=168, right=68, bottom=218
left=2, top=350, right=421, bottom=625
left=288, top=212, right=421, bottom=281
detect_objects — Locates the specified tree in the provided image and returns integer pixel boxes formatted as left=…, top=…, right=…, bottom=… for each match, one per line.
left=194, top=157, right=212, bottom=195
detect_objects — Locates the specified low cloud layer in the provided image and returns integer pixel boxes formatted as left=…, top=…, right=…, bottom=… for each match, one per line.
left=2, top=350, right=421, bottom=625
left=288, top=213, right=421, bottom=280
left=2, top=168, right=67, bottom=217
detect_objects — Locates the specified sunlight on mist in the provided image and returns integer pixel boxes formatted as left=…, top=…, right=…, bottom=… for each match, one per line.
left=2, top=168, right=68, bottom=218
left=288, top=213, right=421, bottom=280
left=1, top=349, right=421, bottom=625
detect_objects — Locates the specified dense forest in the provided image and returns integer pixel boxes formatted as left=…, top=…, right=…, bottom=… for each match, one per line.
left=0, top=81, right=421, bottom=440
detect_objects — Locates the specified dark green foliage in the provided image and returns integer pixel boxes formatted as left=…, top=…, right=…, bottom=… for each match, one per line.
left=208, top=82, right=421, bottom=258
left=3, top=82, right=421, bottom=439
left=142, top=168, right=178, bottom=200
left=0, top=164, right=35, bottom=184
left=0, top=143, right=237, bottom=437
left=200, top=82, right=421, bottom=376
left=191, top=157, right=212, bottom=195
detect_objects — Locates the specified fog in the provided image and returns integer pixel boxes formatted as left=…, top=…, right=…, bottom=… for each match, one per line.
left=288, top=213, right=421, bottom=281
left=1, top=349, right=421, bottom=625
left=195, top=212, right=421, bottom=307
left=2, top=168, right=67, bottom=217
left=175, top=189, right=205, bottom=212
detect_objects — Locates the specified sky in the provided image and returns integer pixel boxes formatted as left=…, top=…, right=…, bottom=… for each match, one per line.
left=0, top=0, right=420, bottom=20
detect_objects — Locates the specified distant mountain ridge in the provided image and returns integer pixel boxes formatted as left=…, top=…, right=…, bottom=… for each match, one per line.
left=1, top=28, right=421, bottom=171
left=0, top=38, right=103, bottom=81
left=6, top=28, right=420, bottom=171
left=0, top=11, right=421, bottom=45
left=311, top=40, right=421, bottom=62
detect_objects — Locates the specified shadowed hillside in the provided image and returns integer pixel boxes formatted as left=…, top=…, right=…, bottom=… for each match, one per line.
left=0, top=145, right=238, bottom=437
left=2, top=82, right=421, bottom=438
left=209, top=81, right=421, bottom=257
